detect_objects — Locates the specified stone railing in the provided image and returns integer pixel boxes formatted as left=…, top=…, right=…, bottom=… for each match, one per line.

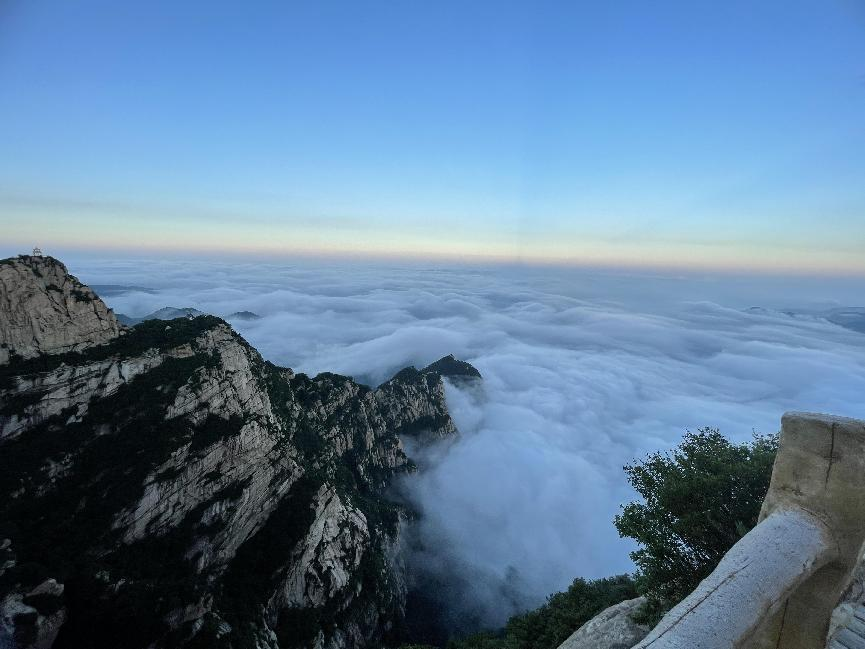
left=632, top=412, right=865, bottom=649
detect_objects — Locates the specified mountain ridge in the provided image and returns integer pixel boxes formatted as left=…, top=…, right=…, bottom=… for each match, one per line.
left=0, top=255, right=478, bottom=649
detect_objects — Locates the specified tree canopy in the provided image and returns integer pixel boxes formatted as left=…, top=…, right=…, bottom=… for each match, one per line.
left=614, top=428, right=778, bottom=620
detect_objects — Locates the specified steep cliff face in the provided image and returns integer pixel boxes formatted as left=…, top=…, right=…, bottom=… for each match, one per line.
left=0, top=256, right=124, bottom=364
left=0, top=256, right=475, bottom=649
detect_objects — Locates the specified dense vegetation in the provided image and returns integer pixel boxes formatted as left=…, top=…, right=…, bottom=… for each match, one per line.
left=442, top=575, right=637, bottom=649
left=615, top=428, right=778, bottom=623
left=0, top=316, right=226, bottom=390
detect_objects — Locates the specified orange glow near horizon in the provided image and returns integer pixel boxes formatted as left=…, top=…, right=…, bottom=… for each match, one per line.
left=5, top=230, right=865, bottom=278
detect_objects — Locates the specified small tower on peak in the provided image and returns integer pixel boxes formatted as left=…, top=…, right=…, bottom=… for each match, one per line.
left=32, top=246, right=43, bottom=257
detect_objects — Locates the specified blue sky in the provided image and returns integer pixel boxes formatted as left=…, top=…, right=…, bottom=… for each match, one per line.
left=1, top=0, right=864, bottom=271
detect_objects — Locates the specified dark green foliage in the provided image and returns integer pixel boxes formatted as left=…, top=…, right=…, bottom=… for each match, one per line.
left=392, top=414, right=451, bottom=437
left=293, top=413, right=327, bottom=458
left=260, top=361, right=294, bottom=412
left=385, top=367, right=442, bottom=391
left=614, top=428, right=778, bottom=622
left=0, top=315, right=228, bottom=385
left=0, top=353, right=205, bottom=501
left=217, top=476, right=321, bottom=649
left=56, top=480, right=253, bottom=649
left=12, top=611, right=39, bottom=646
left=187, top=414, right=247, bottom=452
left=422, top=355, right=482, bottom=379
left=389, top=366, right=422, bottom=383
left=54, top=569, right=181, bottom=649
left=446, top=634, right=502, bottom=649
left=22, top=592, right=65, bottom=615
left=275, top=606, right=323, bottom=649
left=70, top=288, right=91, bottom=302
left=0, top=346, right=239, bottom=649
left=0, top=389, right=47, bottom=416
left=314, top=371, right=356, bottom=384
left=447, top=575, right=638, bottom=649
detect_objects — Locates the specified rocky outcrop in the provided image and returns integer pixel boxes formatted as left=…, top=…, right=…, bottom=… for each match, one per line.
left=0, top=578, right=66, bottom=649
left=374, top=365, right=459, bottom=443
left=0, top=256, right=123, bottom=363
left=421, top=355, right=481, bottom=383
left=277, top=486, right=371, bottom=609
left=0, top=255, right=479, bottom=649
left=556, top=598, right=648, bottom=649
left=0, top=351, right=165, bottom=442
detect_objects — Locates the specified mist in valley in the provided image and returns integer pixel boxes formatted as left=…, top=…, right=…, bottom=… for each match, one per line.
left=65, top=255, right=865, bottom=632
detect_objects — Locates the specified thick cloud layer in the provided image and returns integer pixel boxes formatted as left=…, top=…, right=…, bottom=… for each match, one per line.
left=67, top=256, right=865, bottom=628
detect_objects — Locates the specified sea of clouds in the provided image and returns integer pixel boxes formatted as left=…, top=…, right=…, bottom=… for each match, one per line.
left=62, top=255, right=865, bottom=629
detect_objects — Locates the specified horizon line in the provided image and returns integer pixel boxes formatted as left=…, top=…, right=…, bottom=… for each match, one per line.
left=4, top=239, right=865, bottom=280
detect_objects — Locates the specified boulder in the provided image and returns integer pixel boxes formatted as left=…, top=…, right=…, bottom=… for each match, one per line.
left=557, top=597, right=649, bottom=649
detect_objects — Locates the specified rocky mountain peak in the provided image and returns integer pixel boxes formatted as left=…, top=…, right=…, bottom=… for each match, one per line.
left=0, top=254, right=479, bottom=649
left=0, top=255, right=123, bottom=364
left=422, top=354, right=482, bottom=380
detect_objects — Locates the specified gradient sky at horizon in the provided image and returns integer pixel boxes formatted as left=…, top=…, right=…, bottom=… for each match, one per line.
left=1, top=0, right=864, bottom=272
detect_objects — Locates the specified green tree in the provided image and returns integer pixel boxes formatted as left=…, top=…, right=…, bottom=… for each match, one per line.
left=614, top=428, right=777, bottom=620
left=446, top=575, right=638, bottom=649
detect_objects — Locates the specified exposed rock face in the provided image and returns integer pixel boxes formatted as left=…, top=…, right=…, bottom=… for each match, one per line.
left=277, top=486, right=371, bottom=609
left=0, top=256, right=477, bottom=649
left=375, top=366, right=459, bottom=443
left=556, top=597, right=649, bottom=649
left=0, top=256, right=123, bottom=363
left=0, top=577, right=66, bottom=649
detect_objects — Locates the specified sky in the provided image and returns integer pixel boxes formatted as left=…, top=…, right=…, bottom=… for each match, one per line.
left=59, top=256, right=865, bottom=628
left=1, top=0, right=865, bottom=272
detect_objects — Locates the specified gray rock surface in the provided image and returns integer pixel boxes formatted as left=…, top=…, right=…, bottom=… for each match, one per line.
left=277, top=486, right=371, bottom=608
left=0, top=255, right=478, bottom=649
left=0, top=351, right=165, bottom=442
left=0, top=578, right=66, bottom=649
left=0, top=256, right=123, bottom=363
left=374, top=365, right=459, bottom=443
left=557, top=597, right=649, bottom=649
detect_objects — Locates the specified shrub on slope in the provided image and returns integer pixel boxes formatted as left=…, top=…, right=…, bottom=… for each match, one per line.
left=445, top=575, right=638, bottom=649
